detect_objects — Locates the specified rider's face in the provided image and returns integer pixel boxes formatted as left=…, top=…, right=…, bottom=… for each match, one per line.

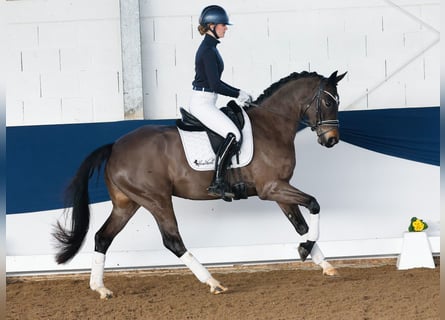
left=214, top=23, right=228, bottom=38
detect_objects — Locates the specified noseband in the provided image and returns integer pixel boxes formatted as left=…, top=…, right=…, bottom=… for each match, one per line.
left=301, top=80, right=339, bottom=137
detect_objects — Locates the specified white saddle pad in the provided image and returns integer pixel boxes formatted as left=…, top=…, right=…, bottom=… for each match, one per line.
left=178, top=108, right=254, bottom=171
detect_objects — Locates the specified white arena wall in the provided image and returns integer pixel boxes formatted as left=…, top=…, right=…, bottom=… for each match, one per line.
left=6, top=129, right=440, bottom=274
left=6, top=0, right=440, bottom=125
left=5, top=0, right=440, bottom=274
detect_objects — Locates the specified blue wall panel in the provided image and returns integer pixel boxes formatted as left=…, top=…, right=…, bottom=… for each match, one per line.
left=7, top=120, right=174, bottom=214
left=6, top=107, right=438, bottom=214
left=339, top=107, right=439, bottom=166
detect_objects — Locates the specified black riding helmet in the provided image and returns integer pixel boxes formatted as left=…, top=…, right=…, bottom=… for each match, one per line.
left=199, top=5, right=232, bottom=27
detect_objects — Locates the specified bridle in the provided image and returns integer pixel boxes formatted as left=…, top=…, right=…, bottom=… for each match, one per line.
left=246, top=78, right=340, bottom=137
left=300, top=79, right=340, bottom=137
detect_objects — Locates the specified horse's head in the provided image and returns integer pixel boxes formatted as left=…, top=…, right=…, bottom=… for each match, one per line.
left=303, top=71, right=346, bottom=148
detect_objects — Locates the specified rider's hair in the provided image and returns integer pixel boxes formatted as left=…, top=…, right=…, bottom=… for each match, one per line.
left=198, top=24, right=213, bottom=35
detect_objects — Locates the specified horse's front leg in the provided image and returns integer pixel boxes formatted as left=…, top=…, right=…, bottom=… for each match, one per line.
left=277, top=203, right=338, bottom=276
left=258, top=180, right=337, bottom=275
left=258, top=180, right=320, bottom=213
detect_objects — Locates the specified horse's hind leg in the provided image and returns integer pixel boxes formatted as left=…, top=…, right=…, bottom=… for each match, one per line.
left=90, top=185, right=140, bottom=299
left=141, top=195, right=228, bottom=294
left=277, top=203, right=338, bottom=276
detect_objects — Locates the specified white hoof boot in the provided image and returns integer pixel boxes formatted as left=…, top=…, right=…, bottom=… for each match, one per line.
left=90, top=252, right=112, bottom=298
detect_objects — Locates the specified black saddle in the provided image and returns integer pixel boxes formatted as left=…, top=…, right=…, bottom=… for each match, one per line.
left=176, top=100, right=245, bottom=154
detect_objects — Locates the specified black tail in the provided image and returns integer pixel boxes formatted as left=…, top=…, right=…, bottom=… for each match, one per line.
left=53, top=143, right=114, bottom=264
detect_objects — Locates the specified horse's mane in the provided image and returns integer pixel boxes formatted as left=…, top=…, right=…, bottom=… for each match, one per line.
left=252, top=71, right=323, bottom=106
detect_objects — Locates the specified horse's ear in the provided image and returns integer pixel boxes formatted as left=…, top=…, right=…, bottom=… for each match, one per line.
left=335, top=71, right=347, bottom=83
left=328, top=71, right=338, bottom=81
left=328, top=71, right=347, bottom=84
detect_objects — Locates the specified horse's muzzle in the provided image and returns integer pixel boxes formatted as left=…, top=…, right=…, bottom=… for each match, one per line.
left=317, top=127, right=339, bottom=148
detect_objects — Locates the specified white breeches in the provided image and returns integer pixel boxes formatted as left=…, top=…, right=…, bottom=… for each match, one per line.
left=187, top=90, right=241, bottom=141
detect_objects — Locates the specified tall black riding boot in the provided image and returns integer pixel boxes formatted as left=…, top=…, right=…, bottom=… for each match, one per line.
left=207, top=133, right=238, bottom=200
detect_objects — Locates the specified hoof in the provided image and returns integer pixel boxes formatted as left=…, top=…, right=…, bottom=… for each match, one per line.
left=323, top=268, right=340, bottom=277
left=298, top=241, right=315, bottom=262
left=103, top=292, right=113, bottom=299
left=94, top=287, right=114, bottom=299
left=320, top=261, right=340, bottom=277
left=298, top=245, right=310, bottom=262
left=210, top=284, right=228, bottom=295
left=207, top=277, right=228, bottom=295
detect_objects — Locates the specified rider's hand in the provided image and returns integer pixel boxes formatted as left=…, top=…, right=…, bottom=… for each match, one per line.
left=237, top=90, right=253, bottom=106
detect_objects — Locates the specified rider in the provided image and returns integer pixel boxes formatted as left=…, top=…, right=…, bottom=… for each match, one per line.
left=188, top=5, right=252, bottom=200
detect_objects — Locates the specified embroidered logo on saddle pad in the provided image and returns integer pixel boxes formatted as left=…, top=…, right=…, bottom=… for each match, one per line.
left=177, top=108, right=254, bottom=171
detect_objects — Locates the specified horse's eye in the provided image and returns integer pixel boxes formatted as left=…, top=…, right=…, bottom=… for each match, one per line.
left=325, top=100, right=332, bottom=107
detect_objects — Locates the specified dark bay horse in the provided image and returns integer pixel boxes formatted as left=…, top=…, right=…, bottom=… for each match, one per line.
left=54, top=70, right=346, bottom=299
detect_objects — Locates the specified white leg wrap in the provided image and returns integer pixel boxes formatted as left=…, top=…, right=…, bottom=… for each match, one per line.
left=180, top=251, right=212, bottom=283
left=90, top=252, right=105, bottom=290
left=310, top=243, right=325, bottom=265
left=307, top=213, right=320, bottom=242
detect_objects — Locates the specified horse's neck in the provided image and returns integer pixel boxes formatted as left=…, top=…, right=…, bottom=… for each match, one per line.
left=254, top=93, right=306, bottom=134
left=248, top=77, right=319, bottom=141
left=247, top=101, right=300, bottom=143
